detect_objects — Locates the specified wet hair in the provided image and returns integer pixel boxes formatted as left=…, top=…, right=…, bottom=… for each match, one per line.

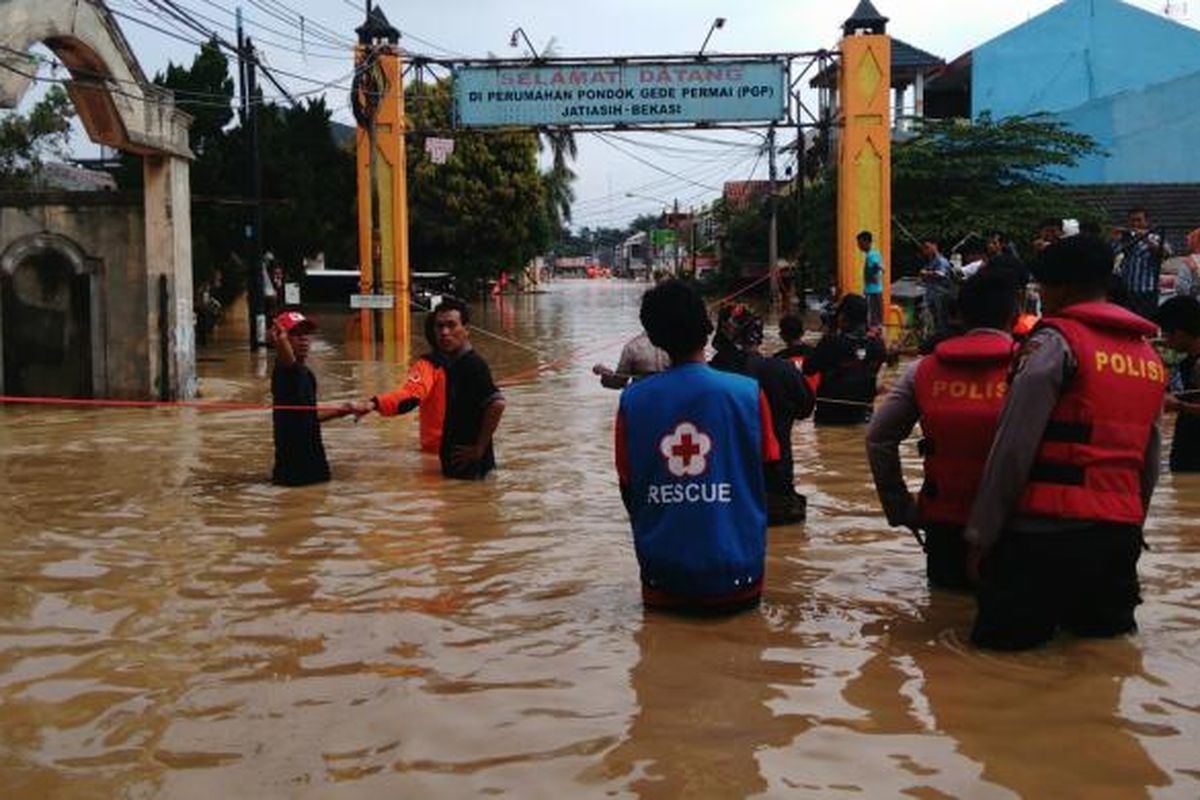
left=857, top=231, right=873, bottom=242
left=1031, top=234, right=1113, bottom=291
left=837, top=293, right=868, bottom=328
left=640, top=280, right=713, bottom=361
left=1157, top=296, right=1200, bottom=336
left=958, top=268, right=1018, bottom=330
left=779, top=314, right=805, bottom=342
left=433, top=296, right=470, bottom=325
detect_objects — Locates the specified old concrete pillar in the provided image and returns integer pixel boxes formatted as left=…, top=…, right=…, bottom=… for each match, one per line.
left=143, top=154, right=196, bottom=400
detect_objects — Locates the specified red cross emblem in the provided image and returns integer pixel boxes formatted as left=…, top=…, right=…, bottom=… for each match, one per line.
left=659, top=422, right=712, bottom=477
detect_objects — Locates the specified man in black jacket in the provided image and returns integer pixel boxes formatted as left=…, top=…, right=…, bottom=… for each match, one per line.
left=711, top=304, right=814, bottom=524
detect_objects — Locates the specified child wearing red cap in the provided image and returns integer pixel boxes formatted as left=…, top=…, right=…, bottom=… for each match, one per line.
left=270, top=311, right=355, bottom=486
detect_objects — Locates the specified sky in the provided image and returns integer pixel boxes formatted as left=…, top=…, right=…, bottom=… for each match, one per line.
left=20, top=0, right=1200, bottom=234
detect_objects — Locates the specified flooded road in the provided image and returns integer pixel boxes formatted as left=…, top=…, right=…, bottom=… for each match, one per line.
left=1, top=280, right=1198, bottom=798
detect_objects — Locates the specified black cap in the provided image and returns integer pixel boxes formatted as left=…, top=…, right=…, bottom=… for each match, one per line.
left=1157, top=295, right=1200, bottom=336
left=1030, top=234, right=1113, bottom=287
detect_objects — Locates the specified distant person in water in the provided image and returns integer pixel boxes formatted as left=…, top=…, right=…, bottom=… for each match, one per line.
left=1156, top=296, right=1200, bottom=472
left=803, top=294, right=886, bottom=425
left=592, top=330, right=670, bottom=390
left=615, top=280, right=780, bottom=613
left=269, top=311, right=356, bottom=486
left=710, top=303, right=813, bottom=525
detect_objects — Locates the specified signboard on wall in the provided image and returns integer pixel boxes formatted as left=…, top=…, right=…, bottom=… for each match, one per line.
left=453, top=60, right=787, bottom=127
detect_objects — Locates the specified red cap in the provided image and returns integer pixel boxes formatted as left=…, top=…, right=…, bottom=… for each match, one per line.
left=275, top=310, right=317, bottom=334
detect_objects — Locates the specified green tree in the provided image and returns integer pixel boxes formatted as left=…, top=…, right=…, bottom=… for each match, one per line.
left=0, top=85, right=75, bottom=187
left=406, top=79, right=551, bottom=288
left=892, top=113, right=1102, bottom=269
left=253, top=97, right=357, bottom=272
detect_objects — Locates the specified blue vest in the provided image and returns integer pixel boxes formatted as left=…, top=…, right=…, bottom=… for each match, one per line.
left=619, top=363, right=768, bottom=598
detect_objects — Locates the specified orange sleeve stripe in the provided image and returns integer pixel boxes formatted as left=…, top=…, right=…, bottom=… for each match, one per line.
left=759, top=391, right=781, bottom=463
left=375, top=360, right=436, bottom=416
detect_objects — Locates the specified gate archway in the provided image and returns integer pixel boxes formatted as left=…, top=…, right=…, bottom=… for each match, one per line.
left=0, top=0, right=196, bottom=399
left=0, top=233, right=100, bottom=398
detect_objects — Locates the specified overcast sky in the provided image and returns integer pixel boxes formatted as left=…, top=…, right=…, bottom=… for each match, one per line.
left=28, top=0, right=1200, bottom=233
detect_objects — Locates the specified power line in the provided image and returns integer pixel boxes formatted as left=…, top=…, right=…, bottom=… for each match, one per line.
left=0, top=47, right=355, bottom=109
left=168, top=0, right=351, bottom=59
left=590, top=131, right=722, bottom=193
left=243, top=0, right=352, bottom=48
left=569, top=148, right=752, bottom=212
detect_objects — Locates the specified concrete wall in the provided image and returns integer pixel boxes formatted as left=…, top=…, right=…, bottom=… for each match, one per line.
left=1053, top=69, right=1200, bottom=183
left=0, top=194, right=156, bottom=399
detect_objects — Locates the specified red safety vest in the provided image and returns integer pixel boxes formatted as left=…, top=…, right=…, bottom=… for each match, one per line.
left=1017, top=302, right=1165, bottom=524
left=913, top=332, right=1014, bottom=526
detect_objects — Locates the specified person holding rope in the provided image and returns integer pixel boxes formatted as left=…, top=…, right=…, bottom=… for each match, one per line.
left=803, top=294, right=886, bottom=425
left=866, top=269, right=1019, bottom=590
left=592, top=331, right=670, bottom=390
left=356, top=298, right=506, bottom=480
left=711, top=304, right=814, bottom=525
left=270, top=311, right=356, bottom=486
left=354, top=313, right=446, bottom=455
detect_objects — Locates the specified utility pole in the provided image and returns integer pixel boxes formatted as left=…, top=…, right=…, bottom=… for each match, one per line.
left=236, top=9, right=264, bottom=350
left=795, top=91, right=806, bottom=299
left=673, top=197, right=680, bottom=274
left=767, top=124, right=780, bottom=305
left=247, top=35, right=265, bottom=349
left=690, top=205, right=697, bottom=274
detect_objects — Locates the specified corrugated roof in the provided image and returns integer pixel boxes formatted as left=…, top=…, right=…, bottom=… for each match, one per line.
left=1062, top=183, right=1200, bottom=252
left=809, top=37, right=944, bottom=88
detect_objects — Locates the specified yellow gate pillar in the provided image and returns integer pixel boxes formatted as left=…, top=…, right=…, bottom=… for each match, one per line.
left=837, top=1, right=892, bottom=326
left=354, top=7, right=410, bottom=363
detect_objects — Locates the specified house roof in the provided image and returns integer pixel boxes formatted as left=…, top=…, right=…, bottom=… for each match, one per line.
left=809, top=37, right=944, bottom=89
left=1061, top=183, right=1200, bottom=252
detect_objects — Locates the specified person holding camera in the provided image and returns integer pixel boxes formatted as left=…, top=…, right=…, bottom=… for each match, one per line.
left=1114, top=208, right=1171, bottom=320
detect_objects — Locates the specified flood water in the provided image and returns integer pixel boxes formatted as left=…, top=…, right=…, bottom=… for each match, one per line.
left=1, top=280, right=1198, bottom=799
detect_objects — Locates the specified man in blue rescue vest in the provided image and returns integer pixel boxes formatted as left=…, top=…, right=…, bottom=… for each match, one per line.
left=965, top=235, right=1164, bottom=650
left=866, top=269, right=1019, bottom=590
left=615, top=280, right=781, bottom=613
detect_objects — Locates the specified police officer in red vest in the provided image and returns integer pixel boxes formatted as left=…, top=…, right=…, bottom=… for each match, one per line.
left=867, top=269, right=1019, bottom=589
left=964, top=235, right=1165, bottom=650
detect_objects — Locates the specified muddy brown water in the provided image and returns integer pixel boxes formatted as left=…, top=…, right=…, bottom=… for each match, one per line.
left=1, top=280, right=1198, bottom=799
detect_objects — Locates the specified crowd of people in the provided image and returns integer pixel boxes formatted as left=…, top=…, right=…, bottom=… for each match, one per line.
left=265, top=207, right=1200, bottom=653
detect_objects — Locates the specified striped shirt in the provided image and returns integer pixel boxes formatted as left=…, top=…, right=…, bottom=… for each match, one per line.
left=1116, top=232, right=1170, bottom=294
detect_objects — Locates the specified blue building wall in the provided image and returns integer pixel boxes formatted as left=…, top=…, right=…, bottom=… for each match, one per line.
left=970, top=0, right=1200, bottom=183
left=1056, top=69, right=1200, bottom=183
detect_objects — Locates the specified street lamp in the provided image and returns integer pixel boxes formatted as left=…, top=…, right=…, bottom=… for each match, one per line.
left=509, top=27, right=539, bottom=59
left=699, top=17, right=726, bottom=57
